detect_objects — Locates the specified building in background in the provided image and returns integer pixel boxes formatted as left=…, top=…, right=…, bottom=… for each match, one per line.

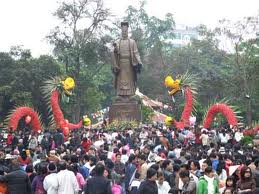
left=169, top=25, right=199, bottom=48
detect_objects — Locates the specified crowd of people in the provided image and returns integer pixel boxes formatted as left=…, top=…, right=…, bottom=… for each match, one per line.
left=0, top=123, right=258, bottom=194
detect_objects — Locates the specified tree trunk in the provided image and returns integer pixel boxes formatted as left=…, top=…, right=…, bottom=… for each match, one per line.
left=246, top=98, right=252, bottom=127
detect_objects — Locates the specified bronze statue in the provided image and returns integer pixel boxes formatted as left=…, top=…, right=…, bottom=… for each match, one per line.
left=112, top=22, right=142, bottom=100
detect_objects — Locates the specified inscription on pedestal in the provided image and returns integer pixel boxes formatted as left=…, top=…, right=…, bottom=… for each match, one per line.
left=109, top=100, right=141, bottom=123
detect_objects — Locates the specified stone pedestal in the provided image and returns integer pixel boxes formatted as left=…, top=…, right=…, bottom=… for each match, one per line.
left=109, top=100, right=141, bottom=123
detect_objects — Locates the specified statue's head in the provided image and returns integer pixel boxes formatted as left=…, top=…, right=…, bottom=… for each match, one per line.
left=121, top=22, right=129, bottom=39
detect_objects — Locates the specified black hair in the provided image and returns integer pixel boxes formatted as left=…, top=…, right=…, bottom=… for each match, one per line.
left=139, top=154, right=147, bottom=161
left=149, top=164, right=160, bottom=171
left=225, top=176, right=236, bottom=188
left=204, top=166, right=213, bottom=174
left=128, top=154, right=136, bottom=163
left=146, top=168, right=157, bottom=179
left=180, top=164, right=190, bottom=171
left=173, top=164, right=181, bottom=172
left=179, top=170, right=190, bottom=178
left=203, top=159, right=212, bottom=167
left=95, top=163, right=105, bottom=176
left=59, top=161, right=67, bottom=170
left=70, top=155, right=79, bottom=163
left=191, top=160, right=200, bottom=170
left=25, top=164, right=34, bottom=173
left=161, top=160, right=171, bottom=169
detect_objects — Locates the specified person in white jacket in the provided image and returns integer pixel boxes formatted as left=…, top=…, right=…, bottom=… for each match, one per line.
left=156, top=171, right=171, bottom=194
left=43, top=163, right=58, bottom=194
left=56, top=161, right=79, bottom=194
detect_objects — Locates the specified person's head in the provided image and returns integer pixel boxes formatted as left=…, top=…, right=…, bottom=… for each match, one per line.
left=204, top=166, right=214, bottom=178
left=201, top=159, right=211, bottom=172
left=149, top=164, right=160, bottom=171
left=115, top=153, right=121, bottom=162
left=70, top=154, right=79, bottom=164
left=89, top=155, right=97, bottom=166
left=25, top=164, right=34, bottom=173
left=95, top=163, right=105, bottom=176
left=190, top=160, right=200, bottom=171
left=173, top=164, right=181, bottom=173
left=47, top=162, right=57, bottom=173
left=225, top=176, right=235, bottom=187
left=38, top=162, right=48, bottom=175
left=157, top=171, right=165, bottom=185
left=103, top=167, right=111, bottom=178
left=179, top=170, right=190, bottom=184
left=128, top=154, right=136, bottom=163
left=240, top=166, right=252, bottom=180
left=223, top=188, right=233, bottom=194
left=254, top=158, right=259, bottom=168
left=138, top=154, right=146, bottom=165
left=121, top=22, right=129, bottom=39
left=147, top=168, right=157, bottom=181
left=180, top=164, right=190, bottom=171
left=59, top=161, right=67, bottom=170
left=161, top=160, right=173, bottom=171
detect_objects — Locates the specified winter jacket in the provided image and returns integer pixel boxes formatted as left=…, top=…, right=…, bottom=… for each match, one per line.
left=43, top=173, right=58, bottom=194
left=5, top=168, right=32, bottom=194
left=197, top=176, right=220, bottom=194
left=84, top=175, right=112, bottom=194
left=236, top=178, right=256, bottom=193
left=137, top=180, right=158, bottom=194
left=31, top=174, right=47, bottom=194
left=125, top=163, right=137, bottom=190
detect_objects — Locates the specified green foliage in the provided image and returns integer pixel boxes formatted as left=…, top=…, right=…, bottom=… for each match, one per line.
left=240, top=135, right=254, bottom=146
left=106, top=120, right=138, bottom=132
left=0, top=46, right=63, bottom=123
left=141, top=105, right=154, bottom=123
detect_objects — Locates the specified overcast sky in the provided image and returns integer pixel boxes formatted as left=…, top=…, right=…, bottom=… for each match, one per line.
left=0, top=0, right=258, bottom=57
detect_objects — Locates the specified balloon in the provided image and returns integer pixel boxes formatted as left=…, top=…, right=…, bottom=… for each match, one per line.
left=25, top=115, right=32, bottom=124
left=63, top=127, right=69, bottom=136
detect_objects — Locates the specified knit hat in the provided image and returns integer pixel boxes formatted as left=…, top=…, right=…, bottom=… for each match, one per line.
left=47, top=163, right=57, bottom=173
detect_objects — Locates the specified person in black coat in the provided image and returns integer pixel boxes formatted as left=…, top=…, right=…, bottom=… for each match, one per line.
left=53, top=129, right=64, bottom=148
left=137, top=168, right=158, bottom=194
left=5, top=160, right=32, bottom=194
left=84, top=162, right=112, bottom=194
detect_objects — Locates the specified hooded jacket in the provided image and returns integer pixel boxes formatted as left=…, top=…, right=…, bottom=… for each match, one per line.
left=197, top=176, right=220, bottom=194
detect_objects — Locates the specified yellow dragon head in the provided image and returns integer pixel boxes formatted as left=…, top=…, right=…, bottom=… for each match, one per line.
left=165, top=116, right=174, bottom=126
left=83, top=115, right=91, bottom=126
left=61, top=77, right=75, bottom=96
left=164, top=76, right=181, bottom=96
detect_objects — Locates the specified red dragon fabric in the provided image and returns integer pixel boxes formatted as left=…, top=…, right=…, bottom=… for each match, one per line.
left=8, top=107, right=42, bottom=132
left=51, top=90, right=82, bottom=133
left=180, top=87, right=193, bottom=125
left=203, top=103, right=238, bottom=129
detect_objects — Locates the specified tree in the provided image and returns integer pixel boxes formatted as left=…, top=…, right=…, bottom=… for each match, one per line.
left=0, top=46, right=62, bottom=124
left=47, top=0, right=111, bottom=122
left=214, top=15, right=259, bottom=125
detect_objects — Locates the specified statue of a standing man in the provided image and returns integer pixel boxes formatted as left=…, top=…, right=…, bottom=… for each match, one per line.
left=112, top=22, right=142, bottom=100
